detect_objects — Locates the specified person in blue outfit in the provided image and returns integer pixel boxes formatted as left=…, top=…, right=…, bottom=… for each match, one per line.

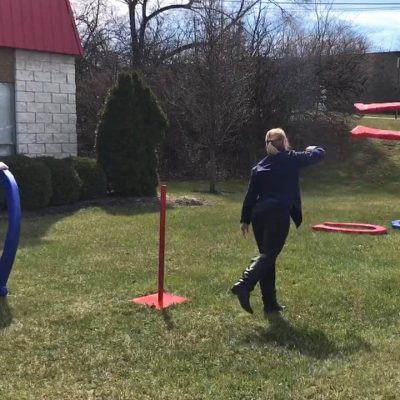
left=231, top=128, right=325, bottom=314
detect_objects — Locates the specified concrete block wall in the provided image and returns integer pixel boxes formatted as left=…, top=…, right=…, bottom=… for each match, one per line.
left=15, top=50, right=77, bottom=158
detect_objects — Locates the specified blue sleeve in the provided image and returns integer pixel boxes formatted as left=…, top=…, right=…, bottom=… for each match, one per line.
left=240, top=168, right=259, bottom=224
left=292, top=147, right=325, bottom=169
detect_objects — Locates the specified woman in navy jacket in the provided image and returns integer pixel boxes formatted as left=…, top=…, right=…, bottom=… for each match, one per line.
left=231, top=128, right=325, bottom=314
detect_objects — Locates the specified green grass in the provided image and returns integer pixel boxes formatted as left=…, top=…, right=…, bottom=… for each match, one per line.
left=1, top=174, right=400, bottom=399
left=358, top=115, right=400, bottom=131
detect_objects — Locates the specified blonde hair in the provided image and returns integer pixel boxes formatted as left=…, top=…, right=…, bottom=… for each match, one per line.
left=265, top=128, right=290, bottom=151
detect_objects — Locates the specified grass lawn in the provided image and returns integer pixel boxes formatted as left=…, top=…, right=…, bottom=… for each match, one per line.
left=1, top=168, right=400, bottom=399
left=357, top=115, right=400, bottom=131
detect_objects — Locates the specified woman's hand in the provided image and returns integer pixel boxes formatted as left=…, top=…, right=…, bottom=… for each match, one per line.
left=0, top=162, right=9, bottom=170
left=240, top=223, right=249, bottom=237
left=305, top=146, right=317, bottom=152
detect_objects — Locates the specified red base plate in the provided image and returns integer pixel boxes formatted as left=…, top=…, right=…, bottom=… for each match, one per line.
left=130, top=292, right=189, bottom=309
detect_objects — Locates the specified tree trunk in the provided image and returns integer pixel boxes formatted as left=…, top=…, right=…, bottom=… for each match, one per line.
left=129, top=1, right=140, bottom=69
left=208, top=145, right=217, bottom=194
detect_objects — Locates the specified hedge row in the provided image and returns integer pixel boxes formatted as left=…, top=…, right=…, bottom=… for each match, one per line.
left=0, top=155, right=107, bottom=210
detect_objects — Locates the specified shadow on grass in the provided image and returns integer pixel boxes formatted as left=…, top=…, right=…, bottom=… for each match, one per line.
left=244, top=313, right=371, bottom=359
left=2, top=199, right=161, bottom=250
left=161, top=309, right=175, bottom=330
left=0, top=297, right=12, bottom=328
left=24, top=196, right=162, bottom=218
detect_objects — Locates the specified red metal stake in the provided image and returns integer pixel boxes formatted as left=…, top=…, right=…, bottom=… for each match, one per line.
left=130, top=185, right=188, bottom=309
left=157, top=185, right=167, bottom=305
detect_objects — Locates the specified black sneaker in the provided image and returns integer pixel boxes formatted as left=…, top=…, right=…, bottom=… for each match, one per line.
left=231, top=284, right=253, bottom=314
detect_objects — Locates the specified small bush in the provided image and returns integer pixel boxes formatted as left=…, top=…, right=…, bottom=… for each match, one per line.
left=72, top=157, right=107, bottom=200
left=38, top=157, right=82, bottom=206
left=1, top=155, right=52, bottom=210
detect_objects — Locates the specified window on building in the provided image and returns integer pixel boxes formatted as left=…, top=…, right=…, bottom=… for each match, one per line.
left=0, top=48, right=15, bottom=156
left=0, top=83, right=15, bottom=155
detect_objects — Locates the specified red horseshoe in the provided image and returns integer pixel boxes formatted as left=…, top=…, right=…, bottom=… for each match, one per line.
left=312, top=222, right=387, bottom=235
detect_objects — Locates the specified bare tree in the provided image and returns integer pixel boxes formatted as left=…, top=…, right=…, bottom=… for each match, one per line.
left=248, top=2, right=368, bottom=127
left=117, top=0, right=197, bottom=68
left=161, top=1, right=256, bottom=192
left=293, top=1, right=368, bottom=114
left=75, top=0, right=128, bottom=154
left=117, top=0, right=262, bottom=69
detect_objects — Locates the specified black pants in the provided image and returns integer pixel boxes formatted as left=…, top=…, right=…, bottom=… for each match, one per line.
left=251, top=199, right=290, bottom=308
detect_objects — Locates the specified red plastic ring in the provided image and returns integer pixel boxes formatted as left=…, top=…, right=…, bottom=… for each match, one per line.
left=312, top=222, right=387, bottom=235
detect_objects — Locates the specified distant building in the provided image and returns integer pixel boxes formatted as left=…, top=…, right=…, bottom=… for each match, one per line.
left=0, top=0, right=83, bottom=157
left=360, top=51, right=400, bottom=104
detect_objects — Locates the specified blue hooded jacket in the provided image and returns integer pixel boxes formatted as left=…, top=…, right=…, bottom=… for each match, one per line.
left=240, top=147, right=325, bottom=227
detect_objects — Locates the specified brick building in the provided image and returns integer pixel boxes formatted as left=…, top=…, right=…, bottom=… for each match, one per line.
left=0, top=0, right=83, bottom=157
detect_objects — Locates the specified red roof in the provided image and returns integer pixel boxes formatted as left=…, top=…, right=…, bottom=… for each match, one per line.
left=0, top=0, right=83, bottom=56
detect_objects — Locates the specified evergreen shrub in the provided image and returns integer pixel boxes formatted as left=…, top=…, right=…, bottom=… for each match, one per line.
left=72, top=157, right=107, bottom=200
left=1, top=155, right=52, bottom=210
left=96, top=71, right=168, bottom=196
left=38, top=157, right=81, bottom=206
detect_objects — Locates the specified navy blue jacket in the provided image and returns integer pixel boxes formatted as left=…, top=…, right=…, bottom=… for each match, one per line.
left=240, top=147, right=325, bottom=227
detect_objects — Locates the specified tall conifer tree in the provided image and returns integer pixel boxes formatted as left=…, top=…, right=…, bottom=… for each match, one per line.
left=97, top=72, right=168, bottom=195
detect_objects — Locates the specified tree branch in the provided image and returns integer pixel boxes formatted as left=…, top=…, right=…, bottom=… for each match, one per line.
left=145, top=0, right=197, bottom=23
left=158, top=41, right=205, bottom=62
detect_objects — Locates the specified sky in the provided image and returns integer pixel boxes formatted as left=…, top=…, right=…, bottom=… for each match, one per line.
left=316, top=0, right=400, bottom=51
left=71, top=0, right=400, bottom=52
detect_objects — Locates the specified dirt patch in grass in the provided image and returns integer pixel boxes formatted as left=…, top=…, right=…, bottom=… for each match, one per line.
left=171, top=195, right=208, bottom=207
